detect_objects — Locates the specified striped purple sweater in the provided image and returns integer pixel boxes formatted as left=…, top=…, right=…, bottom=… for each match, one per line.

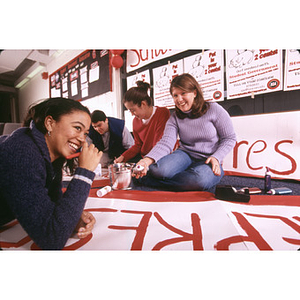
left=147, top=102, right=236, bottom=163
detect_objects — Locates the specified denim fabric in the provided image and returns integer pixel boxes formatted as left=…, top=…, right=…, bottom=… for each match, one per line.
left=134, top=150, right=224, bottom=192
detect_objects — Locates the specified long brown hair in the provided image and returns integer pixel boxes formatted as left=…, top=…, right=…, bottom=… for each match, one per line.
left=170, top=73, right=209, bottom=119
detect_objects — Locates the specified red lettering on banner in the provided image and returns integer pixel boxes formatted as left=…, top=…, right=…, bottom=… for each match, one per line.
left=244, top=212, right=300, bottom=246
left=244, top=213, right=300, bottom=232
left=152, top=212, right=203, bottom=250
left=232, top=139, right=297, bottom=176
left=215, top=212, right=272, bottom=250
left=269, top=140, right=297, bottom=175
left=233, top=141, right=248, bottom=168
left=2, top=208, right=299, bottom=250
left=130, top=49, right=171, bottom=68
left=246, top=140, right=266, bottom=170
left=108, top=210, right=152, bottom=250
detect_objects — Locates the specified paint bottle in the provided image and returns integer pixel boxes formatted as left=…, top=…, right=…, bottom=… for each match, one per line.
left=264, top=167, right=271, bottom=193
left=96, top=185, right=112, bottom=197
left=267, top=187, right=292, bottom=195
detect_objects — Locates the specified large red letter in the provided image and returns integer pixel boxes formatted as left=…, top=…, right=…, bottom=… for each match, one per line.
left=152, top=213, right=204, bottom=250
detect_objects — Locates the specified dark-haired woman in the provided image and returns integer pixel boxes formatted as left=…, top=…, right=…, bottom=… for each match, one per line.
left=134, top=73, right=236, bottom=193
left=0, top=98, right=102, bottom=249
left=115, top=81, right=170, bottom=163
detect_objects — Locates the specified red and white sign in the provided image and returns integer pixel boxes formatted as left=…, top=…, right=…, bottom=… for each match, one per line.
left=126, top=49, right=185, bottom=73
left=226, top=49, right=282, bottom=99
left=153, top=59, right=183, bottom=108
left=1, top=195, right=299, bottom=250
left=284, top=49, right=300, bottom=91
left=223, top=111, right=300, bottom=181
left=184, top=50, right=224, bottom=101
left=126, top=70, right=150, bottom=89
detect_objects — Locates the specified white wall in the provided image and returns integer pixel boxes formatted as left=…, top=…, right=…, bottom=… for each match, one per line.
left=18, top=50, right=122, bottom=122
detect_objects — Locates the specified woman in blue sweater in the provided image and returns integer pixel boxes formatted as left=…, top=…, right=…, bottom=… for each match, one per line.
left=0, top=98, right=102, bottom=249
left=134, top=73, right=236, bottom=192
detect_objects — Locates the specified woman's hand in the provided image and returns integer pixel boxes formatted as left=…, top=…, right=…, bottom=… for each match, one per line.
left=73, top=211, right=96, bottom=239
left=78, top=142, right=102, bottom=171
left=133, top=157, right=154, bottom=179
left=114, top=155, right=124, bottom=164
left=205, top=156, right=221, bottom=176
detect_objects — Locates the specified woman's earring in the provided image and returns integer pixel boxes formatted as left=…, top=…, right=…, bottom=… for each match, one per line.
left=47, top=131, right=51, bottom=137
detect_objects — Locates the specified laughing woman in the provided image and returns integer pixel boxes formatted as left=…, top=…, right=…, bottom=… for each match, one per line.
left=0, top=98, right=102, bottom=250
left=133, top=73, right=236, bottom=193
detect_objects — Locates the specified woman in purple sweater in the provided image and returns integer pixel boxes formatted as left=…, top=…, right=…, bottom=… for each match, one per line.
left=134, top=73, right=236, bottom=192
left=0, top=98, right=102, bottom=249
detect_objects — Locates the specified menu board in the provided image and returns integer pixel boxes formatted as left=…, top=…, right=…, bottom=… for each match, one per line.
left=284, top=49, right=300, bottom=91
left=226, top=49, right=282, bottom=99
left=49, top=50, right=111, bottom=101
left=153, top=59, right=183, bottom=108
left=184, top=49, right=224, bottom=101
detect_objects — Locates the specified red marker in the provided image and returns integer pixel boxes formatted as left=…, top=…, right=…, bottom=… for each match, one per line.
left=66, top=152, right=81, bottom=159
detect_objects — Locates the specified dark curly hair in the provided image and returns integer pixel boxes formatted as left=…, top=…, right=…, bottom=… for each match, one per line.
left=23, top=97, right=91, bottom=174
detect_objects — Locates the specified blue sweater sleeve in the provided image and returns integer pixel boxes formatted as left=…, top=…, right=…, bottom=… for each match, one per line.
left=2, top=146, right=95, bottom=250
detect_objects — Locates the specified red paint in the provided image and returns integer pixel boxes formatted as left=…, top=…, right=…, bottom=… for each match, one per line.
left=152, top=212, right=203, bottom=250
left=215, top=212, right=273, bottom=250
left=108, top=210, right=152, bottom=250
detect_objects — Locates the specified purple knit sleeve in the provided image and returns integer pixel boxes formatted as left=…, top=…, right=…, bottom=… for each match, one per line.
left=146, top=113, right=178, bottom=162
left=210, top=104, right=236, bottom=163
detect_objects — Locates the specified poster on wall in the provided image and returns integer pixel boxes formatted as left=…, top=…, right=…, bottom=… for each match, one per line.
left=225, top=49, right=282, bottom=99
left=126, top=70, right=150, bottom=89
left=152, top=59, right=183, bottom=108
left=284, top=49, right=300, bottom=91
left=184, top=49, right=224, bottom=101
left=49, top=50, right=111, bottom=101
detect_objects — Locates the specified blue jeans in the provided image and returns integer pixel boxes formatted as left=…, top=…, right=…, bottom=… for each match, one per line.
left=134, top=150, right=224, bottom=192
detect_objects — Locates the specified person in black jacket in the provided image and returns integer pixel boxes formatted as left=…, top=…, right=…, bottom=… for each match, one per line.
left=88, top=110, right=134, bottom=167
left=0, top=98, right=102, bottom=250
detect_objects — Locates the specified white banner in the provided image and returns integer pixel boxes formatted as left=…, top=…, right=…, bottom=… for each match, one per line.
left=284, top=49, right=300, bottom=91
left=223, top=111, right=300, bottom=181
left=184, top=50, right=224, bottom=101
left=153, top=59, right=184, bottom=108
left=1, top=196, right=299, bottom=250
left=226, top=49, right=282, bottom=99
left=126, top=49, right=186, bottom=73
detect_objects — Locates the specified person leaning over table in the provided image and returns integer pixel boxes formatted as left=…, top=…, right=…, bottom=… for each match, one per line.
left=114, top=81, right=170, bottom=164
left=88, top=110, right=134, bottom=167
left=133, top=73, right=236, bottom=193
left=0, top=98, right=102, bottom=250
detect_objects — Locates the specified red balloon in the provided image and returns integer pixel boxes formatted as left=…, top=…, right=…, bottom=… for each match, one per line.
left=111, top=55, right=124, bottom=69
left=110, top=49, right=124, bottom=55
